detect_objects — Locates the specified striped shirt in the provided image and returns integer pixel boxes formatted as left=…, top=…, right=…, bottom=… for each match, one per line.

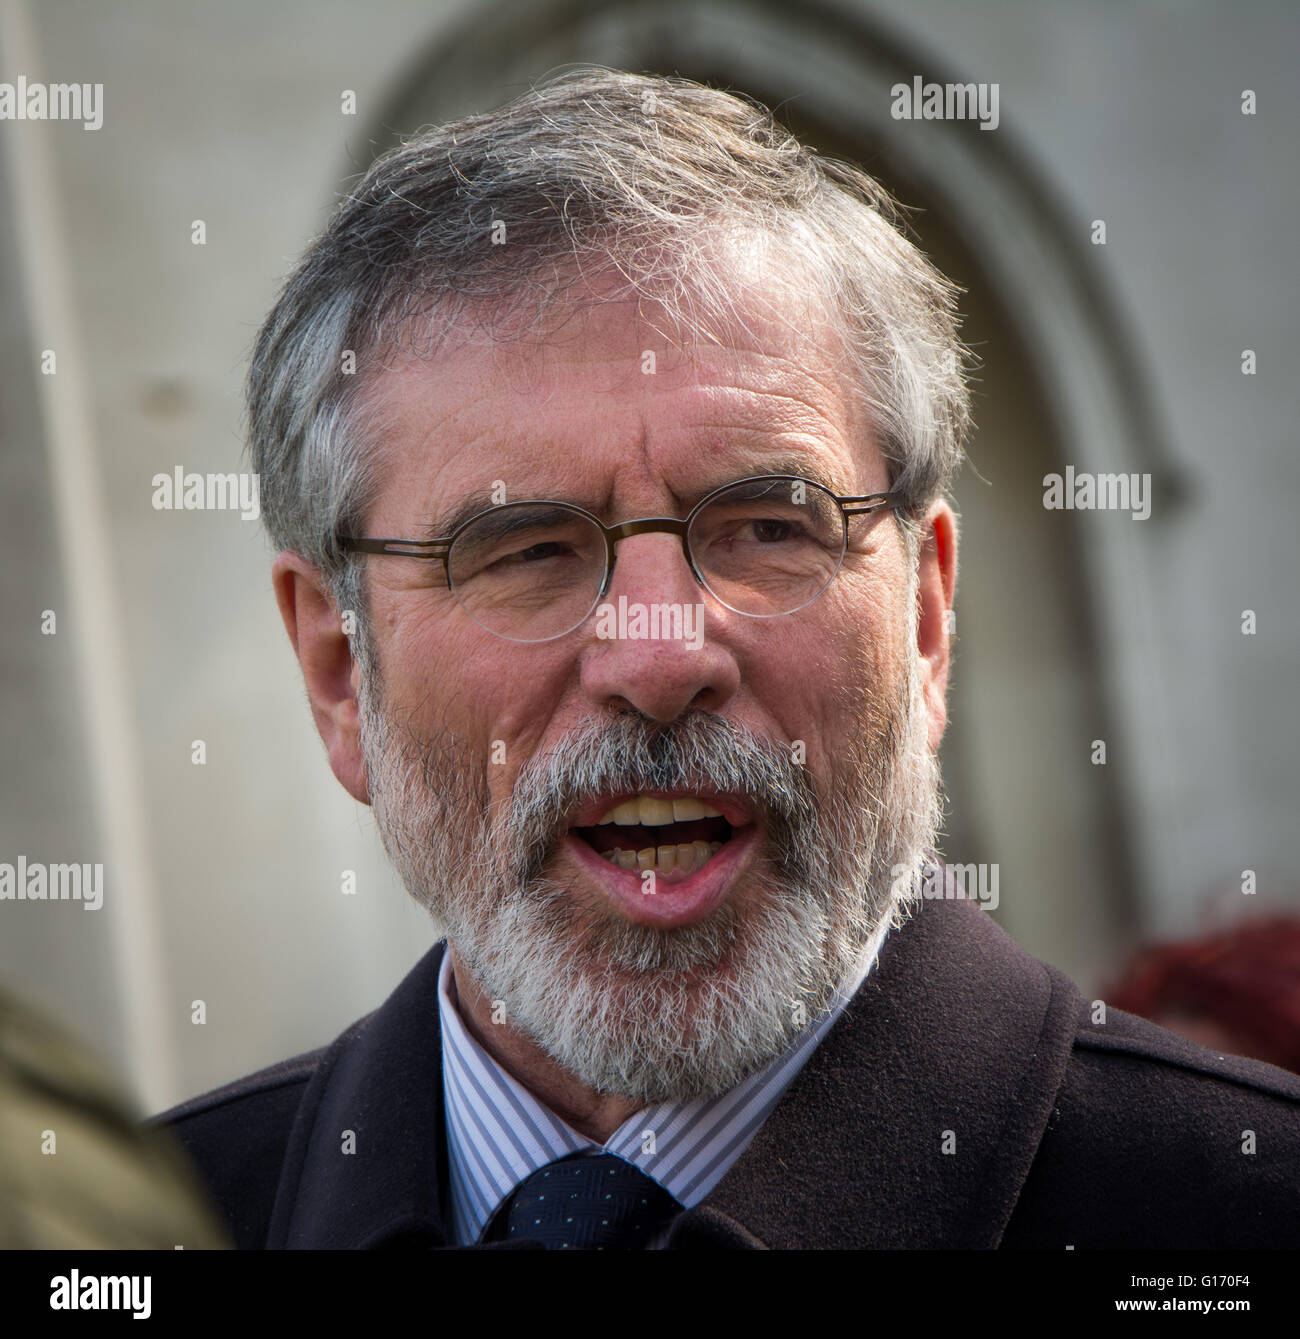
left=438, top=918, right=890, bottom=1247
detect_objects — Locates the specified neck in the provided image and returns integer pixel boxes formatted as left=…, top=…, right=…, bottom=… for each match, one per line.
left=447, top=943, right=643, bottom=1143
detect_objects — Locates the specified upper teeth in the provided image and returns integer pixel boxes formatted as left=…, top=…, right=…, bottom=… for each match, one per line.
left=597, top=796, right=724, bottom=826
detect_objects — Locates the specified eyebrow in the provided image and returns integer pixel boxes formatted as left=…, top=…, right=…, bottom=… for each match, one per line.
left=422, top=455, right=850, bottom=541
left=427, top=490, right=508, bottom=542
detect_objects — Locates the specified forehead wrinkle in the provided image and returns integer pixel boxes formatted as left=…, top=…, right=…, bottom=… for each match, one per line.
left=688, top=391, right=849, bottom=446
left=690, top=321, right=853, bottom=383
left=369, top=302, right=868, bottom=534
left=419, top=394, right=866, bottom=536
left=688, top=361, right=882, bottom=492
left=683, top=421, right=875, bottom=492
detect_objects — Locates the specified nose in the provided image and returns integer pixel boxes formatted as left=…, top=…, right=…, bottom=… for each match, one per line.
left=578, top=531, right=740, bottom=722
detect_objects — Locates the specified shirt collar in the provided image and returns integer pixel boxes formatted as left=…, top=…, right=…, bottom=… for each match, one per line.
left=264, top=886, right=1082, bottom=1249
left=438, top=919, right=887, bottom=1245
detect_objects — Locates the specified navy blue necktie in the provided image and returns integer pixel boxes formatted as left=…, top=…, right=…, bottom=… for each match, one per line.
left=485, top=1151, right=683, bottom=1249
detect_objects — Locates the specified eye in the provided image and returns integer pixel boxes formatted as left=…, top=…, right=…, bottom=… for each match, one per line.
left=747, top=518, right=799, bottom=543
left=495, top=540, right=574, bottom=565
left=711, top=514, right=814, bottom=547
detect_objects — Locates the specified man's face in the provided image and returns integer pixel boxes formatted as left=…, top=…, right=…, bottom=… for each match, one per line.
left=328, top=278, right=949, bottom=1101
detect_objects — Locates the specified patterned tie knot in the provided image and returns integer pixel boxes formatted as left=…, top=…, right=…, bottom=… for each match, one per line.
left=487, top=1151, right=683, bottom=1249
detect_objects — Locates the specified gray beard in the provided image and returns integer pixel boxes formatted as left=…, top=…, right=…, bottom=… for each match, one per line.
left=359, top=646, right=941, bottom=1104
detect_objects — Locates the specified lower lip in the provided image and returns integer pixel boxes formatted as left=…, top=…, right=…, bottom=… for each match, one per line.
left=563, top=825, right=760, bottom=929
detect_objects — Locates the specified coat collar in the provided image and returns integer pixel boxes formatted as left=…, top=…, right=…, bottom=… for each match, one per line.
left=672, top=896, right=1083, bottom=1247
left=266, top=896, right=1081, bottom=1249
left=266, top=937, right=452, bottom=1249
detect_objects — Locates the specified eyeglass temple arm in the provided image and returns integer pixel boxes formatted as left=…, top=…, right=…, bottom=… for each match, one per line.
left=339, top=537, right=450, bottom=558
left=838, top=489, right=901, bottom=517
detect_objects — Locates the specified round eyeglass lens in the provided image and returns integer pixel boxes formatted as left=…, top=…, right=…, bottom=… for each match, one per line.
left=687, top=477, right=847, bottom=616
left=446, top=502, right=607, bottom=642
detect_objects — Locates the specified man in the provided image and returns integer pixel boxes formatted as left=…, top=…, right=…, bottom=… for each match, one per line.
left=154, top=67, right=1300, bottom=1249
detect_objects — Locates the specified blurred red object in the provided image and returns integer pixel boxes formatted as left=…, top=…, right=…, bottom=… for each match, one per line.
left=1106, top=915, right=1300, bottom=1075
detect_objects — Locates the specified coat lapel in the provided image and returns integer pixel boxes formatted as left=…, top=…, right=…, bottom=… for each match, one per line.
left=669, top=897, right=1083, bottom=1248
left=266, top=942, right=451, bottom=1249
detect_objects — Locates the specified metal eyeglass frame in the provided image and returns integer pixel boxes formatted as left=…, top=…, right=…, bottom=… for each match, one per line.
left=338, top=473, right=902, bottom=637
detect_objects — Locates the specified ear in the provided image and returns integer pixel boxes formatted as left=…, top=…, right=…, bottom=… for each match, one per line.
left=271, top=552, right=370, bottom=805
left=914, top=501, right=958, bottom=753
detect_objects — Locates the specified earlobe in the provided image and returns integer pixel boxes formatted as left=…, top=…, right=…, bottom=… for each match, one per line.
left=271, top=552, right=371, bottom=805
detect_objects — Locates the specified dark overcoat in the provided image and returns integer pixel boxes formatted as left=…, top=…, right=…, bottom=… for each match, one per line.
left=154, top=897, right=1300, bottom=1248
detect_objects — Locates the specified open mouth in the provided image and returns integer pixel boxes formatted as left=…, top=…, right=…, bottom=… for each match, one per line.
left=570, top=795, right=739, bottom=878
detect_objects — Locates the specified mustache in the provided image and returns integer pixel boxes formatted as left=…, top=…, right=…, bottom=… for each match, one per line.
left=504, top=709, right=822, bottom=887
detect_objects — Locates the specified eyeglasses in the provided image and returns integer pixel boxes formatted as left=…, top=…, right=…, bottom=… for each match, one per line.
left=339, top=474, right=901, bottom=643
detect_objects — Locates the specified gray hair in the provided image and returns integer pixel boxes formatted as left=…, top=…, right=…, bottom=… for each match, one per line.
left=246, top=66, right=971, bottom=632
